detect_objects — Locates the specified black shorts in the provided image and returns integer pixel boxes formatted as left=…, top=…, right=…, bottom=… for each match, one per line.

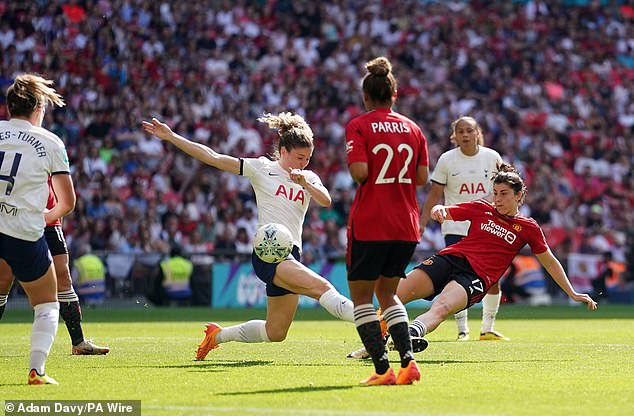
left=251, top=246, right=300, bottom=297
left=347, top=240, right=417, bottom=281
left=414, top=254, right=487, bottom=308
left=0, top=233, right=52, bottom=282
left=44, top=225, right=68, bottom=256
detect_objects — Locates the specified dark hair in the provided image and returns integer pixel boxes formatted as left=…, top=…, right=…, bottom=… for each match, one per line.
left=257, top=112, right=313, bottom=159
left=362, top=56, right=397, bottom=104
left=492, top=162, right=527, bottom=205
left=6, top=73, right=65, bottom=118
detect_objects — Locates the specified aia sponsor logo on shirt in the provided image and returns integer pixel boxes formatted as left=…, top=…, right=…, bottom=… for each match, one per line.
left=458, top=182, right=486, bottom=195
left=480, top=219, right=517, bottom=244
left=275, top=184, right=305, bottom=204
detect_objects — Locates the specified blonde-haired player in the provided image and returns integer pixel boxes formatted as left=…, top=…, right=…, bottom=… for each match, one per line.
left=0, top=74, right=73, bottom=384
left=142, top=112, right=354, bottom=359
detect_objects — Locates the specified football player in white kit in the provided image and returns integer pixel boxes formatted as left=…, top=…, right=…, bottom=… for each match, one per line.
left=142, top=113, right=354, bottom=360
left=419, top=116, right=509, bottom=342
left=0, top=74, right=75, bottom=384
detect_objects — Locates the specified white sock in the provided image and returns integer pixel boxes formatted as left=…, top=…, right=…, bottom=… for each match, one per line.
left=319, top=288, right=354, bottom=322
left=454, top=308, right=469, bottom=334
left=216, top=320, right=270, bottom=343
left=353, top=304, right=378, bottom=327
left=410, top=319, right=427, bottom=337
left=30, top=302, right=59, bottom=374
left=382, top=304, right=409, bottom=327
left=481, top=293, right=501, bottom=333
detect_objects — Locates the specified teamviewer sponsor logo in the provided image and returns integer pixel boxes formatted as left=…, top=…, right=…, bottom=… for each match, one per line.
left=480, top=219, right=516, bottom=244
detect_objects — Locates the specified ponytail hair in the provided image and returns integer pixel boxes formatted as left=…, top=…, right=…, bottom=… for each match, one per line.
left=257, top=112, right=314, bottom=159
left=492, top=162, right=527, bottom=205
left=6, top=73, right=65, bottom=118
left=362, top=56, right=397, bottom=104
left=450, top=116, right=484, bottom=146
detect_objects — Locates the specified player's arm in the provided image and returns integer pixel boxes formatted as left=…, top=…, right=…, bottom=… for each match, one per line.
left=430, top=204, right=454, bottom=223
left=535, top=249, right=598, bottom=310
left=348, top=161, right=368, bottom=185
left=420, top=182, right=444, bottom=233
left=288, top=169, right=332, bottom=208
left=416, top=164, right=429, bottom=186
left=303, top=180, right=332, bottom=207
left=142, top=117, right=240, bottom=174
left=45, top=173, right=75, bottom=224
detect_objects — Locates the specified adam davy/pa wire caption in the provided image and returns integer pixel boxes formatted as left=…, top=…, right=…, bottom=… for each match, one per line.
left=4, top=400, right=141, bottom=416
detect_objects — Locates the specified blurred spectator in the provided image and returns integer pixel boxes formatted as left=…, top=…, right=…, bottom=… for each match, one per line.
left=0, top=0, right=631, bottom=270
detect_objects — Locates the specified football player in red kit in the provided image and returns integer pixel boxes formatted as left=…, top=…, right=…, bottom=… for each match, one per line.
left=400, top=162, right=597, bottom=348
left=345, top=56, right=429, bottom=386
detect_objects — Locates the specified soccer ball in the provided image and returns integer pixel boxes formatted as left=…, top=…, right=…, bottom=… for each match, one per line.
left=253, top=223, right=294, bottom=264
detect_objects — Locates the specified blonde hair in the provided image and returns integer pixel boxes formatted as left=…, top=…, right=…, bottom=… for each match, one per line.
left=6, top=73, right=65, bottom=117
left=257, top=112, right=314, bottom=159
left=450, top=116, right=484, bottom=146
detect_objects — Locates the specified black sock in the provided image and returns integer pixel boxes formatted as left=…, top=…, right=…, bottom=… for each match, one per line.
left=59, top=301, right=84, bottom=346
left=357, top=321, right=390, bottom=375
left=388, top=321, right=414, bottom=368
left=0, top=304, right=5, bottom=320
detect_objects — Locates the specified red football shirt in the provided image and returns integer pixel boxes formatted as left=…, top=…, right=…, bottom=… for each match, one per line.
left=47, top=178, right=61, bottom=227
left=441, top=200, right=548, bottom=288
left=346, top=108, right=428, bottom=241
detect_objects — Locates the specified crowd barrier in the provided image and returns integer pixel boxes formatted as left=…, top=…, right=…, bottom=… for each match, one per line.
left=7, top=251, right=631, bottom=306
left=98, top=250, right=634, bottom=306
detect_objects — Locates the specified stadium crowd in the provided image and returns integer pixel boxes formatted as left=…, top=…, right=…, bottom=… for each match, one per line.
left=0, top=0, right=632, bottom=272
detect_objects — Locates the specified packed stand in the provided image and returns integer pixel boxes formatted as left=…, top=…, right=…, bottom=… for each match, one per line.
left=0, top=0, right=632, bottom=273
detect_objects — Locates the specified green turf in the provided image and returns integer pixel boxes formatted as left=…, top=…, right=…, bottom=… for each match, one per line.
left=1, top=305, right=633, bottom=416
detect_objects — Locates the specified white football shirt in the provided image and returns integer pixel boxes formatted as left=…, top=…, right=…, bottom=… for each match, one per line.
left=430, top=146, right=502, bottom=236
left=241, top=157, right=324, bottom=251
left=0, top=119, right=70, bottom=241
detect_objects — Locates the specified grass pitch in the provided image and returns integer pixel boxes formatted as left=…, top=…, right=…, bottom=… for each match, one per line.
left=1, top=304, right=633, bottom=416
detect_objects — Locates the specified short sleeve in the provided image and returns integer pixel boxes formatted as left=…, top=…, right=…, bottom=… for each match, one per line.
left=345, top=118, right=367, bottom=165
left=241, top=157, right=263, bottom=179
left=430, top=153, right=449, bottom=185
left=50, top=142, right=70, bottom=174
left=527, top=222, right=549, bottom=255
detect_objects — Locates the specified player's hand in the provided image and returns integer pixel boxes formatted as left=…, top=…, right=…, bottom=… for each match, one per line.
left=430, top=205, right=448, bottom=223
left=288, top=168, right=307, bottom=186
left=141, top=117, right=173, bottom=141
left=571, top=293, right=598, bottom=311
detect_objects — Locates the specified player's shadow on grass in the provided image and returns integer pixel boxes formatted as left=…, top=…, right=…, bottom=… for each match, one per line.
left=412, top=358, right=568, bottom=365
left=191, top=360, right=275, bottom=370
left=219, top=385, right=353, bottom=395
